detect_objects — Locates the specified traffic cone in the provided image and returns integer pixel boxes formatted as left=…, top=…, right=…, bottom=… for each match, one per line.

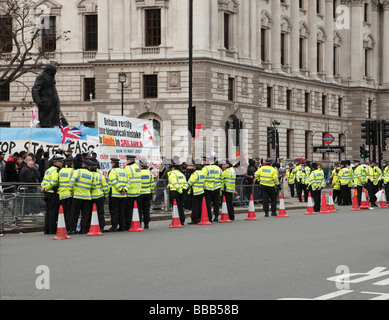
left=219, top=196, right=232, bottom=223
left=276, top=193, right=289, bottom=218
left=87, top=204, right=104, bottom=236
left=245, top=194, right=258, bottom=221
left=169, top=199, right=184, bottom=228
left=320, top=190, right=331, bottom=214
left=129, top=201, right=144, bottom=232
left=53, top=206, right=71, bottom=240
left=378, top=190, right=389, bottom=209
left=198, top=197, right=212, bottom=225
left=351, top=189, right=361, bottom=211
left=328, top=190, right=337, bottom=213
left=301, top=193, right=305, bottom=202
left=304, top=192, right=316, bottom=215
left=360, top=188, right=370, bottom=210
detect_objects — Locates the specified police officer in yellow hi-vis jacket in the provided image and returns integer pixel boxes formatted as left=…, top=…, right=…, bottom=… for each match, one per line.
left=68, top=159, right=96, bottom=234
left=221, top=160, right=236, bottom=221
left=254, top=159, right=280, bottom=217
left=187, top=162, right=206, bottom=224
left=124, top=154, right=142, bottom=230
left=202, top=157, right=222, bottom=222
left=58, top=156, right=74, bottom=230
left=168, top=163, right=188, bottom=225
left=41, top=154, right=65, bottom=234
left=138, top=159, right=155, bottom=229
left=89, top=162, right=109, bottom=233
left=107, top=158, right=128, bottom=232
left=307, top=162, right=325, bottom=213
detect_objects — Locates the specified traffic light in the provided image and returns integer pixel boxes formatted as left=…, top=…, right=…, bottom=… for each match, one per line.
left=382, top=120, right=389, bottom=151
left=188, top=105, right=196, bottom=138
left=360, top=145, right=366, bottom=158
left=361, top=121, right=371, bottom=145
left=371, top=120, right=378, bottom=146
left=267, top=128, right=276, bottom=150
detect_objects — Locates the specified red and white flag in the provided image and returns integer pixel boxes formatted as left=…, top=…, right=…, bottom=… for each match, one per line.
left=30, top=107, right=40, bottom=128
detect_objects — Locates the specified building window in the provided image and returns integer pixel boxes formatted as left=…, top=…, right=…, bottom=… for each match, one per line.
left=0, top=83, right=10, bottom=101
left=368, top=99, right=372, bottom=119
left=261, top=28, right=267, bottom=61
left=364, top=48, right=372, bottom=78
left=317, top=41, right=323, bottom=73
left=145, top=9, right=161, bottom=47
left=267, top=86, right=273, bottom=108
left=0, top=122, right=11, bottom=127
left=281, top=33, right=286, bottom=66
left=143, top=75, right=158, bottom=99
left=305, top=92, right=310, bottom=113
left=338, top=97, right=343, bottom=117
left=322, top=95, right=327, bottom=115
left=82, top=121, right=95, bottom=128
left=286, top=89, right=292, bottom=111
left=333, top=45, right=338, bottom=76
left=299, top=37, right=305, bottom=69
left=299, top=0, right=304, bottom=9
left=42, top=16, right=56, bottom=52
left=0, top=16, right=13, bottom=53
left=316, top=0, right=321, bottom=14
left=364, top=3, right=369, bottom=23
left=84, top=78, right=95, bottom=101
left=228, top=77, right=234, bottom=101
left=224, top=13, right=230, bottom=50
left=85, top=14, right=98, bottom=51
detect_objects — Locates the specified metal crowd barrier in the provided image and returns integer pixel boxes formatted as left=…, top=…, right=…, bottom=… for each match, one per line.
left=0, top=178, right=277, bottom=232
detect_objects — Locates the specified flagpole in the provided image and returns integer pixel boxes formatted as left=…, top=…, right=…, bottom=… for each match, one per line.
left=59, top=112, right=64, bottom=151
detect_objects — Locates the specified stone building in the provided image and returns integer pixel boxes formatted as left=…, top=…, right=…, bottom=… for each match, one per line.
left=1, top=0, right=388, bottom=163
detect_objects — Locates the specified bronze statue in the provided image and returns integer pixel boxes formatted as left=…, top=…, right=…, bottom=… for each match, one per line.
left=32, top=64, right=68, bottom=128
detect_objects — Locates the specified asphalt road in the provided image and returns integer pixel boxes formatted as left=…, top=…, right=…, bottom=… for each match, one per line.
left=1, top=206, right=388, bottom=302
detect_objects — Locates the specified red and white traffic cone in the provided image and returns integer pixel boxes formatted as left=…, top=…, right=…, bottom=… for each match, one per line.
left=198, top=197, right=212, bottom=225
left=360, top=188, right=370, bottom=210
left=328, top=190, right=337, bottom=213
left=304, top=192, right=316, bottom=215
left=169, top=199, right=184, bottom=228
left=129, top=201, right=144, bottom=232
left=53, top=206, right=71, bottom=240
left=351, top=188, right=361, bottom=211
left=276, top=193, right=289, bottom=218
left=378, top=190, right=389, bottom=209
left=87, top=204, right=104, bottom=236
left=320, top=190, right=331, bottom=214
left=245, top=194, right=258, bottom=221
left=219, top=196, right=232, bottom=223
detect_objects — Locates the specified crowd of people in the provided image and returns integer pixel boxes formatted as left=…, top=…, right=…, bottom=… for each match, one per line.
left=1, top=149, right=389, bottom=235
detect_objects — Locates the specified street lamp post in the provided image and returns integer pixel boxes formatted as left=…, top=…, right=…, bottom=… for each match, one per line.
left=118, top=71, right=127, bottom=116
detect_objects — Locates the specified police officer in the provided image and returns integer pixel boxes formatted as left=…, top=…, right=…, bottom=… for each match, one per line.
left=221, top=160, right=236, bottom=221
left=168, top=163, right=188, bottom=225
left=107, top=158, right=128, bottom=232
left=68, top=159, right=96, bottom=234
left=203, top=157, right=222, bottom=222
left=338, top=161, right=352, bottom=206
left=138, top=159, right=155, bottom=229
left=124, top=155, right=142, bottom=230
left=89, top=161, right=109, bottom=233
left=383, top=161, right=389, bottom=204
left=254, top=159, right=280, bottom=217
left=331, top=167, right=341, bottom=204
left=307, top=162, right=325, bottom=213
left=41, top=154, right=64, bottom=234
left=296, top=163, right=310, bottom=202
left=187, top=161, right=206, bottom=224
left=285, top=163, right=296, bottom=198
left=366, top=161, right=382, bottom=208
left=58, top=156, right=74, bottom=230
left=353, top=159, right=367, bottom=206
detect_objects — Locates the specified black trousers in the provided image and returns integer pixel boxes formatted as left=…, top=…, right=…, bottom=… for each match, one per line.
left=204, top=189, right=221, bottom=221
left=355, top=185, right=363, bottom=206
left=71, top=198, right=91, bottom=233
left=138, top=194, right=152, bottom=226
left=288, top=183, right=295, bottom=198
left=223, top=191, right=235, bottom=220
left=367, top=181, right=378, bottom=206
left=311, top=189, right=321, bottom=213
left=333, top=189, right=340, bottom=204
left=170, top=191, right=185, bottom=224
left=44, top=192, right=59, bottom=234
left=90, top=197, right=105, bottom=230
left=60, top=197, right=72, bottom=231
left=297, top=183, right=308, bottom=202
left=190, top=194, right=203, bottom=223
left=261, top=185, right=277, bottom=216
left=339, top=185, right=351, bottom=205
left=109, top=196, right=127, bottom=230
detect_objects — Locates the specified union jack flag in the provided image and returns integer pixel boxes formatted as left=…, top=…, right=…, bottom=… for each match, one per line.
left=60, top=121, right=82, bottom=144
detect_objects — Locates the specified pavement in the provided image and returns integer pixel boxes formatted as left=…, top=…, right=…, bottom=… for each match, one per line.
left=1, top=195, right=308, bottom=235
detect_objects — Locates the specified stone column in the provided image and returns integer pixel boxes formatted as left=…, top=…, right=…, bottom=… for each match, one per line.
left=271, top=0, right=282, bottom=73
left=349, top=1, right=364, bottom=85
left=325, top=0, right=335, bottom=82
left=290, top=0, right=300, bottom=75
left=382, top=0, right=389, bottom=87
left=307, top=0, right=318, bottom=79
